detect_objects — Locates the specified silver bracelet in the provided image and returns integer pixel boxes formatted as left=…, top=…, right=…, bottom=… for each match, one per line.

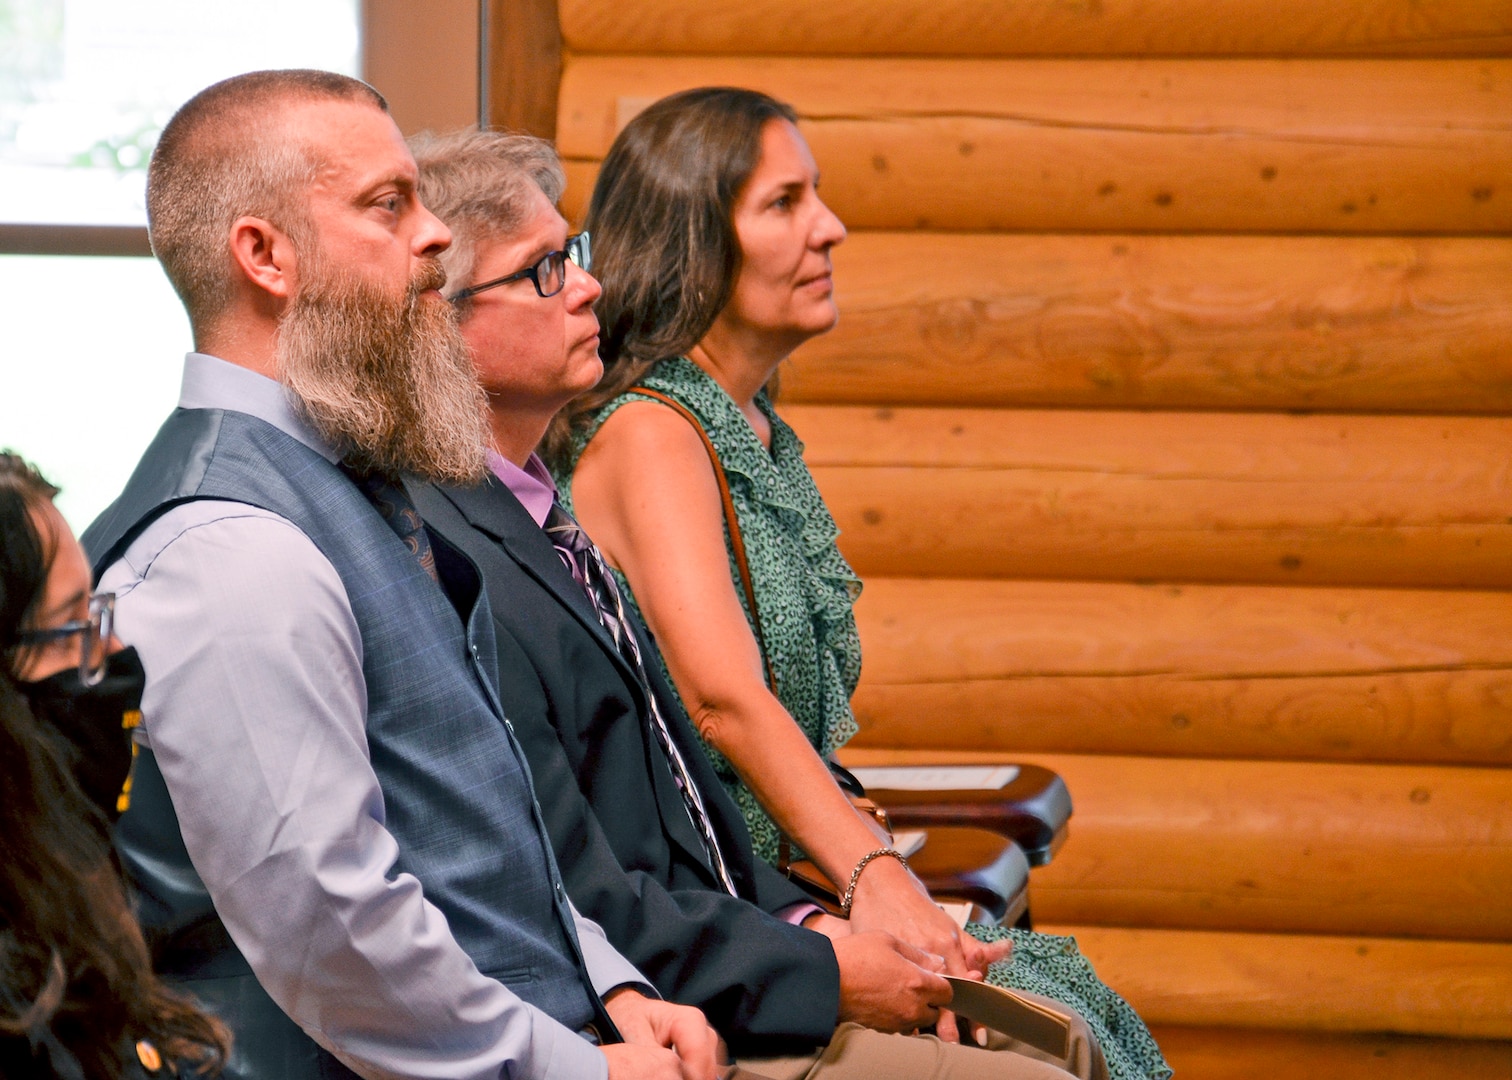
left=840, top=847, right=909, bottom=917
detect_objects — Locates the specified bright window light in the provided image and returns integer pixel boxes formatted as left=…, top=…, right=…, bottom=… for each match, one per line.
left=1, top=0, right=360, bottom=226
left=0, top=253, right=191, bottom=532
left=1, top=0, right=360, bottom=535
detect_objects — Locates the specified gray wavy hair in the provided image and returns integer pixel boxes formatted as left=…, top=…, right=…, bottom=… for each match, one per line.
left=408, top=128, right=565, bottom=297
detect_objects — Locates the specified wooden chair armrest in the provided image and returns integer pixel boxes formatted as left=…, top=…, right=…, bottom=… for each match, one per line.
left=785, top=826, right=1031, bottom=927
left=865, top=764, right=1073, bottom=867
left=911, top=827, right=1030, bottom=927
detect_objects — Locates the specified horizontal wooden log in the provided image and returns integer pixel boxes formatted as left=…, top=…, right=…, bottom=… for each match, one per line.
left=778, top=233, right=1512, bottom=413
left=1149, top=1026, right=1512, bottom=1080
left=1026, top=923, right=1512, bottom=1040
left=562, top=0, right=1512, bottom=57
left=844, top=750, right=1512, bottom=940
left=846, top=579, right=1512, bottom=765
left=557, top=57, right=1512, bottom=232
left=781, top=406, right=1512, bottom=588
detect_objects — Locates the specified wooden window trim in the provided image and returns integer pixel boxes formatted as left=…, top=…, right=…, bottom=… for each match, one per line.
left=483, top=0, right=562, bottom=139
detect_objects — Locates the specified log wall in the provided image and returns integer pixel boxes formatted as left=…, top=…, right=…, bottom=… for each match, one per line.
left=560, top=1, right=1512, bottom=57
left=782, top=234, right=1512, bottom=413
left=558, top=57, right=1512, bottom=233
left=541, top=3, right=1512, bottom=1076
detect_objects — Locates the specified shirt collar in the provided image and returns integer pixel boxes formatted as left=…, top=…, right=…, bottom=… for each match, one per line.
left=177, top=352, right=340, bottom=464
left=486, top=449, right=558, bottom=528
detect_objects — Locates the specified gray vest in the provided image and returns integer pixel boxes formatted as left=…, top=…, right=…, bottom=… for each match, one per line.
left=85, top=408, right=605, bottom=1080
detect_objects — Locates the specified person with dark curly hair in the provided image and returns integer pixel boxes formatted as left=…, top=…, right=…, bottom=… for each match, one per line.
left=0, top=451, right=229, bottom=1079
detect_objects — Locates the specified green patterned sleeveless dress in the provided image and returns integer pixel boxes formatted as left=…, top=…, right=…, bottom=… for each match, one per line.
left=562, top=358, right=1171, bottom=1080
left=563, top=358, right=861, bottom=866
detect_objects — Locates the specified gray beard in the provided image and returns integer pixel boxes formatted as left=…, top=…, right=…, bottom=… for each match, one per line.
left=276, top=259, right=488, bottom=484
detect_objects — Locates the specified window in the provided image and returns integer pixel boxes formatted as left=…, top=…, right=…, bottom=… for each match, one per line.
left=1, top=0, right=361, bottom=530
left=3, top=0, right=361, bottom=228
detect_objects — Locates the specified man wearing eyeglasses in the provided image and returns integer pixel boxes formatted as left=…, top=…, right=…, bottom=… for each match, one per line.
left=83, top=71, right=724, bottom=1080
left=408, top=130, right=1107, bottom=1080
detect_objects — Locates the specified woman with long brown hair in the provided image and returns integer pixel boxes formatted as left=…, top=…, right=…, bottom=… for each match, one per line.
left=554, top=88, right=1169, bottom=1080
left=1, top=452, right=228, bottom=1079
left=554, top=87, right=881, bottom=913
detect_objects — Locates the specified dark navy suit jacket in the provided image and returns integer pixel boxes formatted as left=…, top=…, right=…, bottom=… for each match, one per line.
left=415, top=476, right=842, bottom=1055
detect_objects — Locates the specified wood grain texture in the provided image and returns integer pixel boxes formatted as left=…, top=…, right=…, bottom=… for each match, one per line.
left=561, top=0, right=1512, bottom=57
left=781, top=406, right=1512, bottom=588
left=846, top=578, right=1512, bottom=765
left=365, top=0, right=479, bottom=135
left=560, top=159, right=598, bottom=227
left=1148, top=1026, right=1512, bottom=1080
left=557, top=56, right=1512, bottom=232
left=485, top=0, right=560, bottom=139
left=846, top=751, right=1512, bottom=940
left=1022, top=923, right=1512, bottom=1039
left=778, top=233, right=1512, bottom=413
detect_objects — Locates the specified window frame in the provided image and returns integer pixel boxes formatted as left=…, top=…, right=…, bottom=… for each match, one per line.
left=0, top=1, right=494, bottom=259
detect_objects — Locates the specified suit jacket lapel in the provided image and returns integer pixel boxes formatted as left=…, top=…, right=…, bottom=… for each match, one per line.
left=435, top=477, right=629, bottom=672
left=430, top=478, right=726, bottom=885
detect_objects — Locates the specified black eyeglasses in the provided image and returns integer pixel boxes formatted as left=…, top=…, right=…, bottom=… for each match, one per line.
left=447, top=232, right=591, bottom=304
left=17, top=592, right=115, bottom=686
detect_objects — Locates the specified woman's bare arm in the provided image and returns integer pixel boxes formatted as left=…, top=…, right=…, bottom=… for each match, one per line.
left=573, top=402, right=890, bottom=887
left=572, top=403, right=1010, bottom=1034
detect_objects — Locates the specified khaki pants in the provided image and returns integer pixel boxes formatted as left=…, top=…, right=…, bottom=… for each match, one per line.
left=734, top=992, right=1110, bottom=1080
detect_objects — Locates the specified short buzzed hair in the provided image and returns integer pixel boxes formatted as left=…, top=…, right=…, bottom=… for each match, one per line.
left=147, top=69, right=388, bottom=334
left=409, top=129, right=564, bottom=297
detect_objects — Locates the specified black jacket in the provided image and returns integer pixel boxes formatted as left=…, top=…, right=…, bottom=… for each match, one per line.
left=414, top=477, right=841, bottom=1054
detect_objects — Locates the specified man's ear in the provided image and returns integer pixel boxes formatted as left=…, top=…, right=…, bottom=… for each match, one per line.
left=228, top=215, right=298, bottom=301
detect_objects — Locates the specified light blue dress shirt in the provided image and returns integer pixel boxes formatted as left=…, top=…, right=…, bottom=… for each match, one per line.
left=99, top=353, right=650, bottom=1080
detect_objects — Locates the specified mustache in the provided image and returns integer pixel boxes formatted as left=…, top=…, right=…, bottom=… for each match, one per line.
left=411, top=257, right=447, bottom=297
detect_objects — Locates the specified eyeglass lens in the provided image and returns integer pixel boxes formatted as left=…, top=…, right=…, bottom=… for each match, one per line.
left=544, top=232, right=589, bottom=294
left=535, top=233, right=591, bottom=298
left=535, top=251, right=569, bottom=298
left=83, top=593, right=114, bottom=686
left=449, top=232, right=592, bottom=303
left=568, top=232, right=591, bottom=273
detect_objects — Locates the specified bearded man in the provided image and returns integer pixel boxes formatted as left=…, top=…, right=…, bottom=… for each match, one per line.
left=83, top=70, right=723, bottom=1080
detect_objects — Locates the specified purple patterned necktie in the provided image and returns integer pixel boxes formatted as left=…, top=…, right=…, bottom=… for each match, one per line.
left=346, top=468, right=439, bottom=582
left=544, top=501, right=738, bottom=895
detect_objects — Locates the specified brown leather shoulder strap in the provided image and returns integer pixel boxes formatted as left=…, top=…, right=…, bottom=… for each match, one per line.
left=629, top=388, right=776, bottom=690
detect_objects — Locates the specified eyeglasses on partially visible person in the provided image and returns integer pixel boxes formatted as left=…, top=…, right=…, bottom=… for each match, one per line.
left=16, top=590, right=116, bottom=687
left=447, top=231, right=591, bottom=303
left=0, top=450, right=229, bottom=1079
